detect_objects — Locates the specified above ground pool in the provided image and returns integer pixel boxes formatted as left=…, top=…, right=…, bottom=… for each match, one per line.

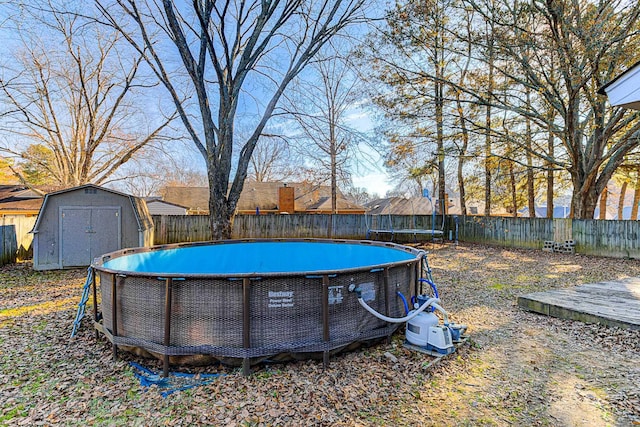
left=92, top=239, right=426, bottom=374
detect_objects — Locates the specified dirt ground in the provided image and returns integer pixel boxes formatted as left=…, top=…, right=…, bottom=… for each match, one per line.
left=1, top=243, right=639, bottom=426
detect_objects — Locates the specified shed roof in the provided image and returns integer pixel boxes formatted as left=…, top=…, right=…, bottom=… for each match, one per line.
left=32, top=184, right=153, bottom=232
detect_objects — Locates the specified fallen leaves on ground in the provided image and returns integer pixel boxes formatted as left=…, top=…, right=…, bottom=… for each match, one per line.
left=1, top=243, right=639, bottom=426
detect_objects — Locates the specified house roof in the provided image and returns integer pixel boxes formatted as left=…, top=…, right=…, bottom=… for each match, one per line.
left=32, top=184, right=153, bottom=232
left=598, top=60, right=640, bottom=110
left=145, top=199, right=189, bottom=215
left=145, top=198, right=189, bottom=209
left=365, top=197, right=438, bottom=215
left=162, top=182, right=365, bottom=213
left=0, top=185, right=45, bottom=212
left=305, top=196, right=366, bottom=213
left=518, top=206, right=571, bottom=218
left=0, top=185, right=44, bottom=199
left=161, top=187, right=211, bottom=212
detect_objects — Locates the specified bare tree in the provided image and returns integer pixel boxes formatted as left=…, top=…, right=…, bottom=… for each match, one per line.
left=0, top=3, right=175, bottom=187
left=247, top=134, right=300, bottom=183
left=283, top=50, right=365, bottom=214
left=95, top=0, right=368, bottom=239
left=108, top=144, right=208, bottom=197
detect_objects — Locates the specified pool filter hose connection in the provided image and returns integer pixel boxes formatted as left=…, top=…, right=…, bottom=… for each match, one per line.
left=349, top=285, right=467, bottom=354
left=349, top=284, right=441, bottom=324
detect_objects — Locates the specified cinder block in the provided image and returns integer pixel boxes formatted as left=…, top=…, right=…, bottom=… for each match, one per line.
left=542, top=241, right=555, bottom=252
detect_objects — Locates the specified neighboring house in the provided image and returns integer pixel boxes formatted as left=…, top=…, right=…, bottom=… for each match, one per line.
left=32, top=184, right=153, bottom=270
left=144, top=198, right=189, bottom=215
left=161, top=182, right=366, bottom=214
left=365, top=196, right=439, bottom=215
left=364, top=194, right=521, bottom=217
left=160, top=187, right=210, bottom=215
left=597, top=184, right=639, bottom=220
left=0, top=185, right=46, bottom=261
left=365, top=195, right=463, bottom=215
left=519, top=206, right=572, bottom=218
left=0, top=185, right=45, bottom=217
left=598, top=60, right=640, bottom=110
left=621, top=206, right=635, bottom=220
left=303, top=196, right=365, bottom=214
left=519, top=184, right=637, bottom=219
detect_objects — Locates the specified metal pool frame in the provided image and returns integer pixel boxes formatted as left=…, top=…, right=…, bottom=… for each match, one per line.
left=90, top=239, right=425, bottom=375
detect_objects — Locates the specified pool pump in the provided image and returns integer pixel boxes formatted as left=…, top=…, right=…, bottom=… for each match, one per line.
left=350, top=286, right=466, bottom=355
left=405, top=296, right=455, bottom=355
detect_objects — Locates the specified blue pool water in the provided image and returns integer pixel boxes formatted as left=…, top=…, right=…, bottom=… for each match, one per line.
left=102, top=241, right=417, bottom=275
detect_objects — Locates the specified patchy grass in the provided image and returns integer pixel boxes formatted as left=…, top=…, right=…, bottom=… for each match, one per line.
left=0, top=297, right=77, bottom=319
left=0, top=245, right=639, bottom=426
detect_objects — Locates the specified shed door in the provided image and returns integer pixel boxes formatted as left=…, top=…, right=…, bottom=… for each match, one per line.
left=60, top=207, right=121, bottom=267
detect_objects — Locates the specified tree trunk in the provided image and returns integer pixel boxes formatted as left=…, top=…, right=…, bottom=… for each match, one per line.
left=456, top=95, right=469, bottom=216
left=509, top=159, right=517, bottom=217
left=525, top=89, right=535, bottom=217
left=570, top=175, right=600, bottom=219
left=617, top=181, right=628, bottom=220
left=546, top=129, right=554, bottom=218
left=208, top=193, right=234, bottom=240
left=329, top=132, right=337, bottom=238
left=208, top=149, right=234, bottom=239
left=434, top=8, right=446, bottom=207
left=599, top=187, right=608, bottom=220
left=331, top=142, right=337, bottom=216
left=632, top=170, right=640, bottom=220
left=484, top=35, right=494, bottom=217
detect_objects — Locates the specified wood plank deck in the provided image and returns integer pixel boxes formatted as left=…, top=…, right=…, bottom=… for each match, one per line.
left=517, top=277, right=640, bottom=330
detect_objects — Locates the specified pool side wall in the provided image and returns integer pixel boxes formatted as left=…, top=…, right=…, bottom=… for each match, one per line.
left=94, top=240, right=422, bottom=364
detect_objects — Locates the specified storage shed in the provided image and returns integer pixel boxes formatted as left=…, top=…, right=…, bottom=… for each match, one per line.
left=32, top=184, right=153, bottom=270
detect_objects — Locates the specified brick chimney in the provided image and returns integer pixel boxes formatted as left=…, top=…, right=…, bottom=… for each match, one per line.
left=278, top=184, right=295, bottom=213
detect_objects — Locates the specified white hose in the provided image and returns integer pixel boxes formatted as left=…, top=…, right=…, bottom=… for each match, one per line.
left=357, top=297, right=441, bottom=323
left=431, top=303, right=449, bottom=324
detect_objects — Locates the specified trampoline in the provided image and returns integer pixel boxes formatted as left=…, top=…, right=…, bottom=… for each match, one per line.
left=91, top=239, right=426, bottom=374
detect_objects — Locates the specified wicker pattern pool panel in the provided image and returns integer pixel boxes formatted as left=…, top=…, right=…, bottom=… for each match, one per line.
left=94, top=239, right=423, bottom=373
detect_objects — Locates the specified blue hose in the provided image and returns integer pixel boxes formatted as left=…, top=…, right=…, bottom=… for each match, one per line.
left=419, top=278, right=439, bottom=299
left=418, top=278, right=438, bottom=312
left=396, top=291, right=409, bottom=315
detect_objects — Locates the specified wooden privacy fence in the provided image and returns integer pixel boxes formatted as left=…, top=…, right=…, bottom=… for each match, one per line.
left=0, top=216, right=36, bottom=266
left=0, top=225, right=17, bottom=266
left=152, top=214, right=368, bottom=244
left=152, top=214, right=640, bottom=259
left=453, top=216, right=556, bottom=249
left=572, top=219, right=640, bottom=258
